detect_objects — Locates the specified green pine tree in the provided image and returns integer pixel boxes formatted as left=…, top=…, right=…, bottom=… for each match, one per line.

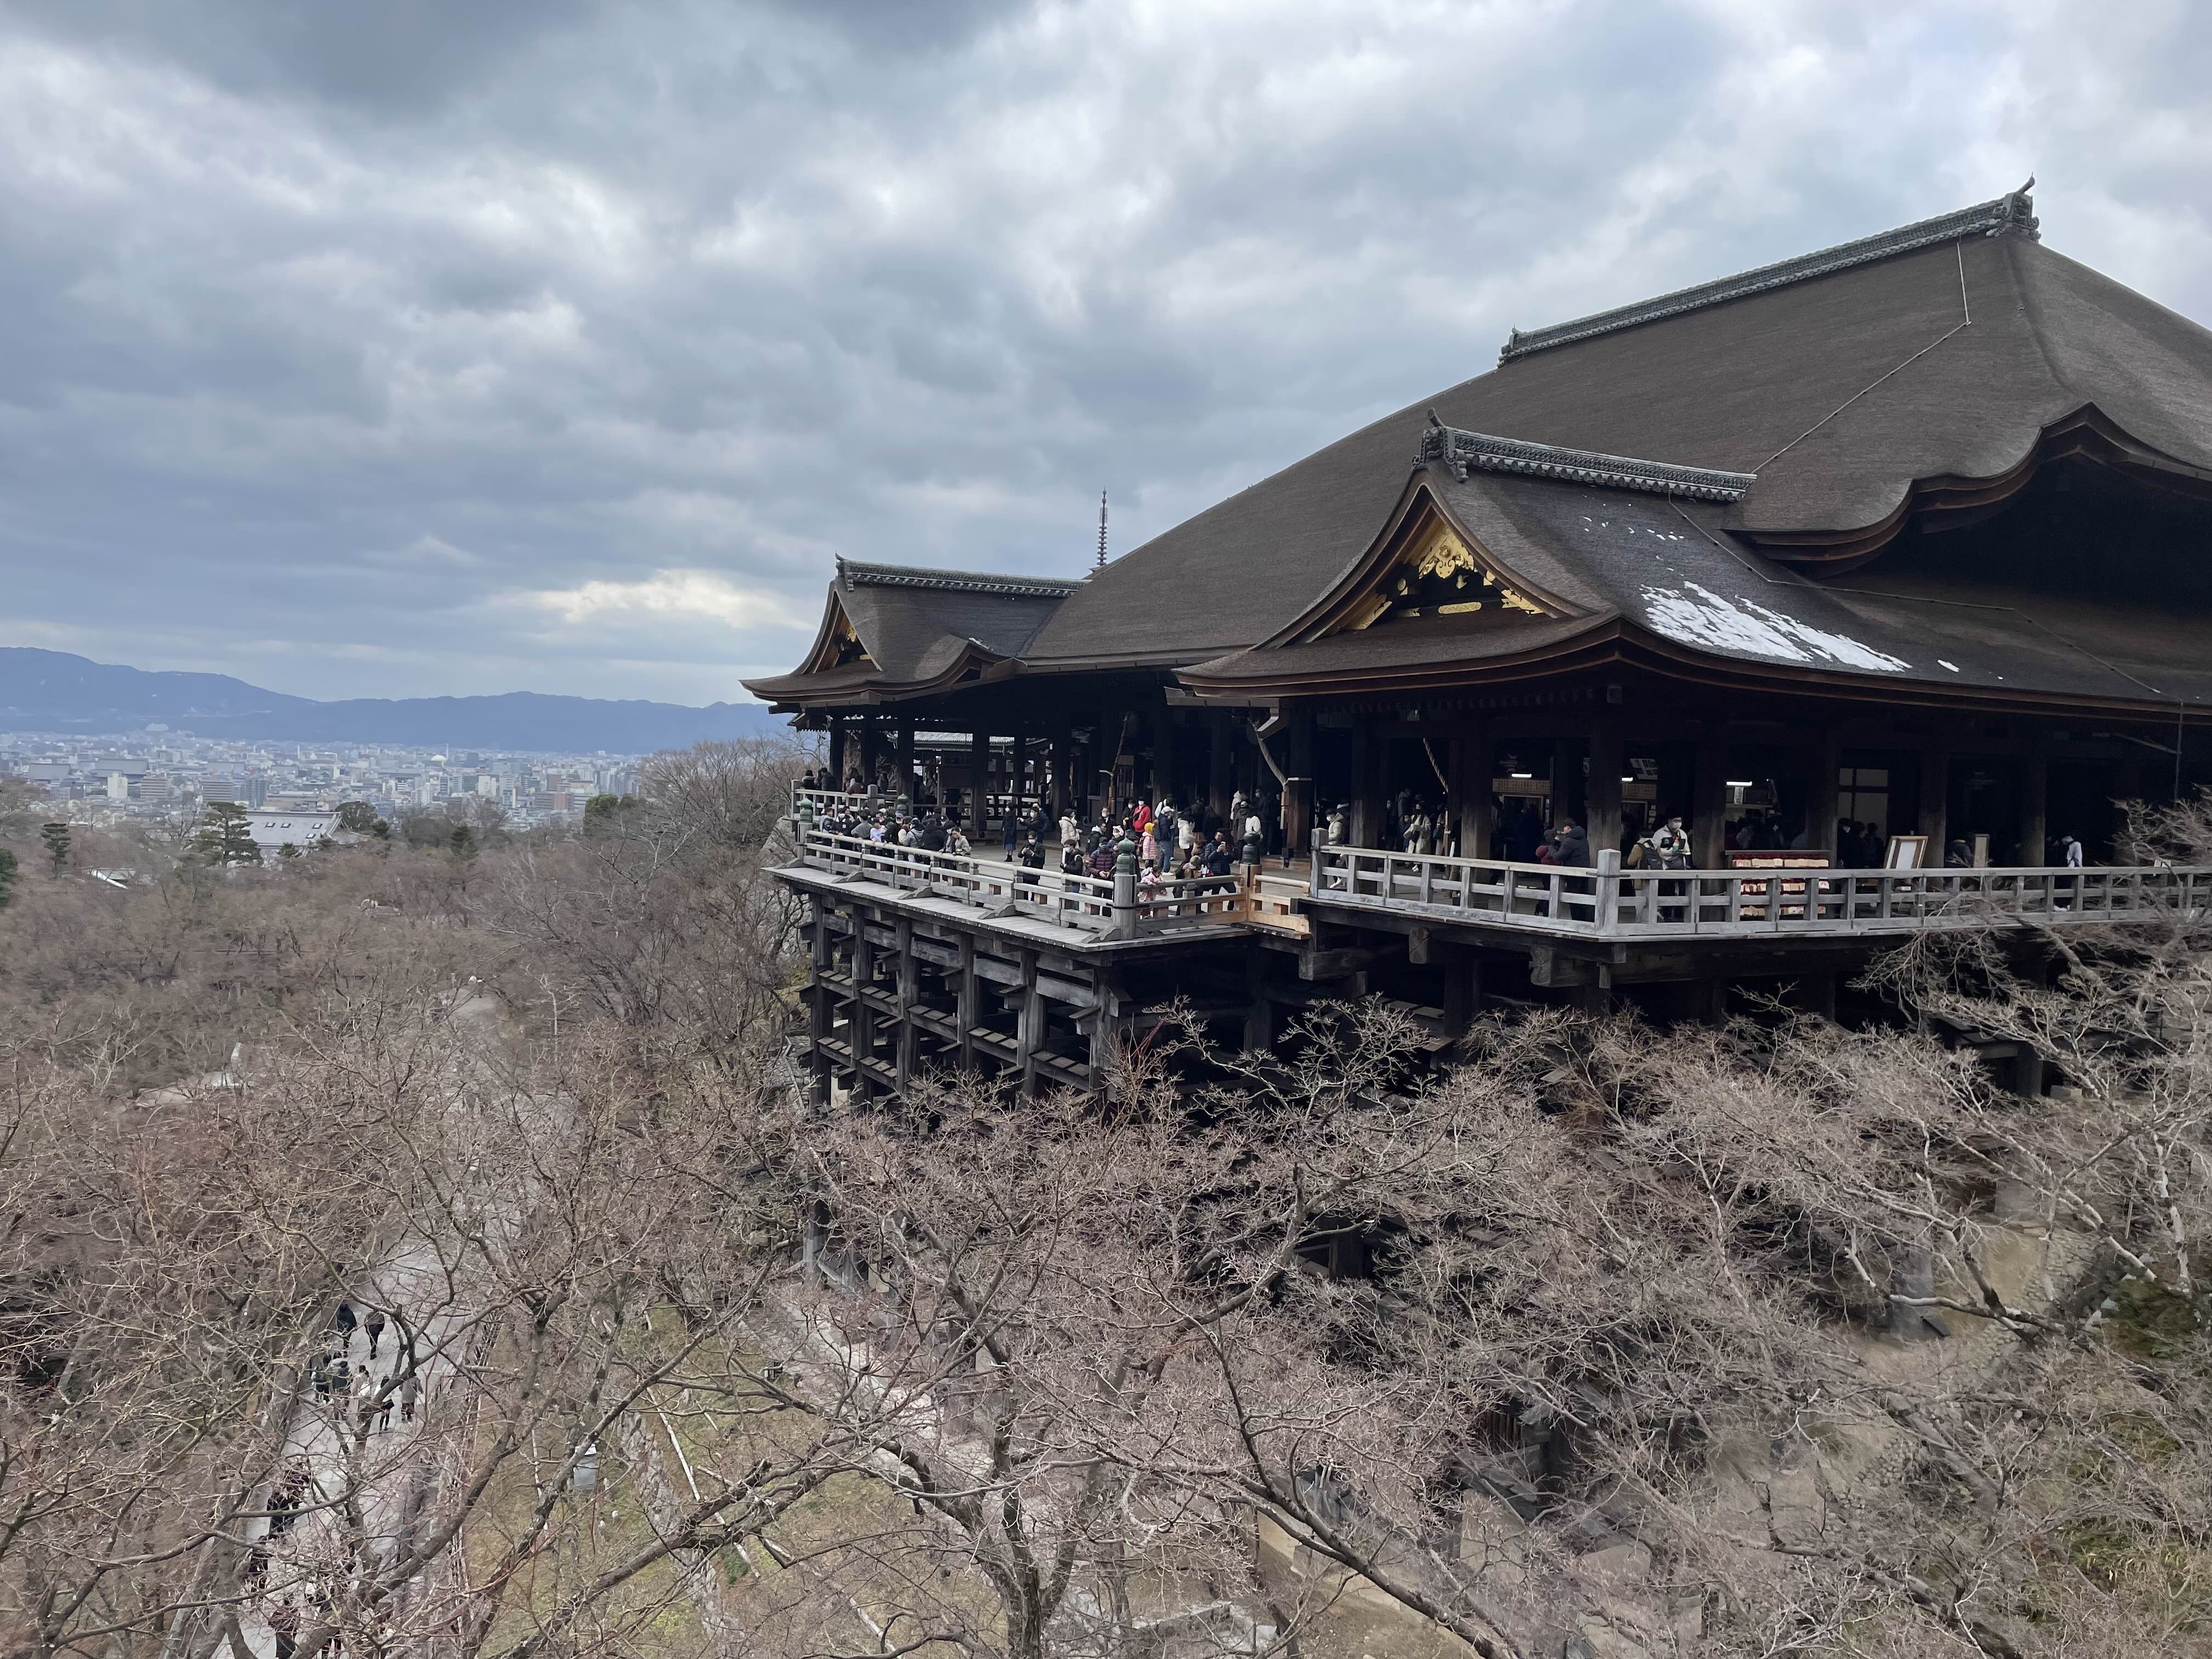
left=194, top=802, right=262, bottom=868
left=40, top=821, right=70, bottom=877
left=449, top=825, right=478, bottom=861
left=0, top=847, right=16, bottom=910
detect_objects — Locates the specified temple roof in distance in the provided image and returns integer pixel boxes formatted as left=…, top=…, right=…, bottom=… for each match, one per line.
left=746, top=185, right=2212, bottom=716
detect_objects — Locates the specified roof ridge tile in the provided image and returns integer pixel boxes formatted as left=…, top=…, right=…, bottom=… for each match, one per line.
left=1418, top=417, right=1756, bottom=503
left=1498, top=182, right=2040, bottom=365
left=838, top=558, right=1084, bottom=599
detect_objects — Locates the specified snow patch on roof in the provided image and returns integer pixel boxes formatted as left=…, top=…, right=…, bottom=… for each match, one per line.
left=1639, top=582, right=1911, bottom=672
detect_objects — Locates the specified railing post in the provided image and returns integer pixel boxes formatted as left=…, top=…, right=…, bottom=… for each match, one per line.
left=1594, top=848, right=1620, bottom=935
left=1112, top=833, right=1138, bottom=940
left=1310, top=840, right=1322, bottom=898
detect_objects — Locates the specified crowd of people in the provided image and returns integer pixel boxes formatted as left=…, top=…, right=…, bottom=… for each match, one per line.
left=799, top=771, right=1273, bottom=892
left=803, top=769, right=2096, bottom=878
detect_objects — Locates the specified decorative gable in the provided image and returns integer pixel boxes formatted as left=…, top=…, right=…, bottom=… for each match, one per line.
left=803, top=595, right=875, bottom=674
left=1333, top=514, right=1551, bottom=633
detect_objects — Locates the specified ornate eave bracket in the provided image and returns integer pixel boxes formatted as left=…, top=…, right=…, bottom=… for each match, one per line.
left=1417, top=416, right=1756, bottom=503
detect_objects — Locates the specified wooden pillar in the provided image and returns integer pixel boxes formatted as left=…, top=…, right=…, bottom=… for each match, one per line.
left=807, top=904, right=833, bottom=1104
left=1807, top=723, right=1840, bottom=857
left=1349, top=715, right=1385, bottom=848
left=1692, top=733, right=1729, bottom=869
left=1153, top=702, right=1177, bottom=806
left=1551, top=733, right=1582, bottom=830
left=1280, top=710, right=1315, bottom=859
left=1015, top=951, right=1043, bottom=1096
left=1208, top=711, right=1233, bottom=821
left=1587, top=716, right=1624, bottom=860
left=894, top=721, right=915, bottom=803
left=859, top=717, right=884, bottom=791
left=893, top=918, right=918, bottom=1092
left=1243, top=944, right=1274, bottom=1052
left=2019, top=752, right=2049, bottom=866
left=1441, top=951, right=1483, bottom=1040
left=849, top=913, right=875, bottom=1102
left=1087, top=968, right=1119, bottom=1084
left=1454, top=726, right=1494, bottom=861
left=1917, top=748, right=1949, bottom=854
left=1051, top=727, right=1071, bottom=823
left=827, top=717, right=849, bottom=787
left=956, top=934, right=978, bottom=1071
left=969, top=729, right=991, bottom=831
left=1797, top=970, right=1837, bottom=1022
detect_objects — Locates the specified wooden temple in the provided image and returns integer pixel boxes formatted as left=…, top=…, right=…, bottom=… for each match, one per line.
left=745, top=185, right=2212, bottom=1100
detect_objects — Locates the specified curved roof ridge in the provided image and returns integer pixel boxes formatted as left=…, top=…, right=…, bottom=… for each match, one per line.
left=1498, top=183, right=2040, bottom=365
left=838, top=558, right=1084, bottom=598
left=1419, top=416, right=1756, bottom=501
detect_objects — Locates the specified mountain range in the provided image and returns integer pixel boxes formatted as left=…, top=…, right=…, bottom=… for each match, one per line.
left=0, top=648, right=783, bottom=753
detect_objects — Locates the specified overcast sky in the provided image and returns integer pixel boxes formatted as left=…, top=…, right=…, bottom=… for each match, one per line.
left=1, top=1, right=2206, bottom=706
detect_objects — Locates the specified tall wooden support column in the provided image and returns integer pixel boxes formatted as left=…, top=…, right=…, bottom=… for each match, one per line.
left=968, top=730, right=991, bottom=832
left=1454, top=726, right=1493, bottom=860
left=1087, top=968, right=1120, bottom=1082
left=893, top=919, right=918, bottom=1092
left=1349, top=716, right=1385, bottom=848
left=1587, top=717, right=1624, bottom=859
left=1441, top=950, right=1483, bottom=1041
left=1008, top=732, right=1028, bottom=834
left=1917, top=748, right=1950, bottom=854
left=858, top=717, right=884, bottom=792
left=848, top=915, right=875, bottom=1102
left=1208, top=711, right=1233, bottom=820
left=1692, top=733, right=1730, bottom=869
left=1151, top=703, right=1175, bottom=806
left=2019, top=753, right=2049, bottom=865
left=1051, top=727, right=1071, bottom=822
left=894, top=721, right=916, bottom=803
left=1015, top=951, right=1043, bottom=1097
left=1243, top=944, right=1275, bottom=1052
left=827, top=716, right=849, bottom=786
left=807, top=904, right=833, bottom=1104
left=1807, top=724, right=1840, bottom=855
left=1280, top=710, right=1316, bottom=858
left=1551, top=733, right=1583, bottom=829
left=956, top=934, right=978, bottom=1070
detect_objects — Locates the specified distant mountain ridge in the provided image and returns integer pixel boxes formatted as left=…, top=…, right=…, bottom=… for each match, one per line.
left=0, top=648, right=782, bottom=753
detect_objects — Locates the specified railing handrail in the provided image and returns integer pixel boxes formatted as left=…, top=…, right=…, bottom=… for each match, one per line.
left=795, top=827, right=2209, bottom=944
left=1312, top=843, right=2211, bottom=938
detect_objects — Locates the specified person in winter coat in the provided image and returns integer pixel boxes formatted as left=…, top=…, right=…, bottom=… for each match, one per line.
left=332, top=1301, right=357, bottom=1349
left=362, top=1306, right=385, bottom=1360
left=1554, top=820, right=1590, bottom=868
left=399, top=1368, right=422, bottom=1425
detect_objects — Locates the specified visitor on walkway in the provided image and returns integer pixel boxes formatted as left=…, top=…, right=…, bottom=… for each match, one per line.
left=399, top=1368, right=421, bottom=1425
left=1554, top=819, right=1590, bottom=868
left=1649, top=815, right=1691, bottom=870
left=332, top=1301, right=356, bottom=1350
left=362, top=1306, right=385, bottom=1359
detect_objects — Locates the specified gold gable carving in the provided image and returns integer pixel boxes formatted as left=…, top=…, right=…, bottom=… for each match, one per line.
left=808, top=602, right=876, bottom=673
left=1325, top=513, right=1548, bottom=636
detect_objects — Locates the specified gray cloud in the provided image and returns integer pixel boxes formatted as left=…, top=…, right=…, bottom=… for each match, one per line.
left=1, top=0, right=2206, bottom=703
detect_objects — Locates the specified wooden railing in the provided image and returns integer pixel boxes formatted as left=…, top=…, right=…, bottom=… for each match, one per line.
left=791, top=830, right=1245, bottom=939
left=1311, top=845, right=2212, bottom=939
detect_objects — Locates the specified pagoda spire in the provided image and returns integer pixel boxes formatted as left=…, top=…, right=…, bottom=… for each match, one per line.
left=1096, top=490, right=1108, bottom=571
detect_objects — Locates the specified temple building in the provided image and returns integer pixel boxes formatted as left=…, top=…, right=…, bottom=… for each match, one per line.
left=746, top=185, right=2212, bottom=1099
